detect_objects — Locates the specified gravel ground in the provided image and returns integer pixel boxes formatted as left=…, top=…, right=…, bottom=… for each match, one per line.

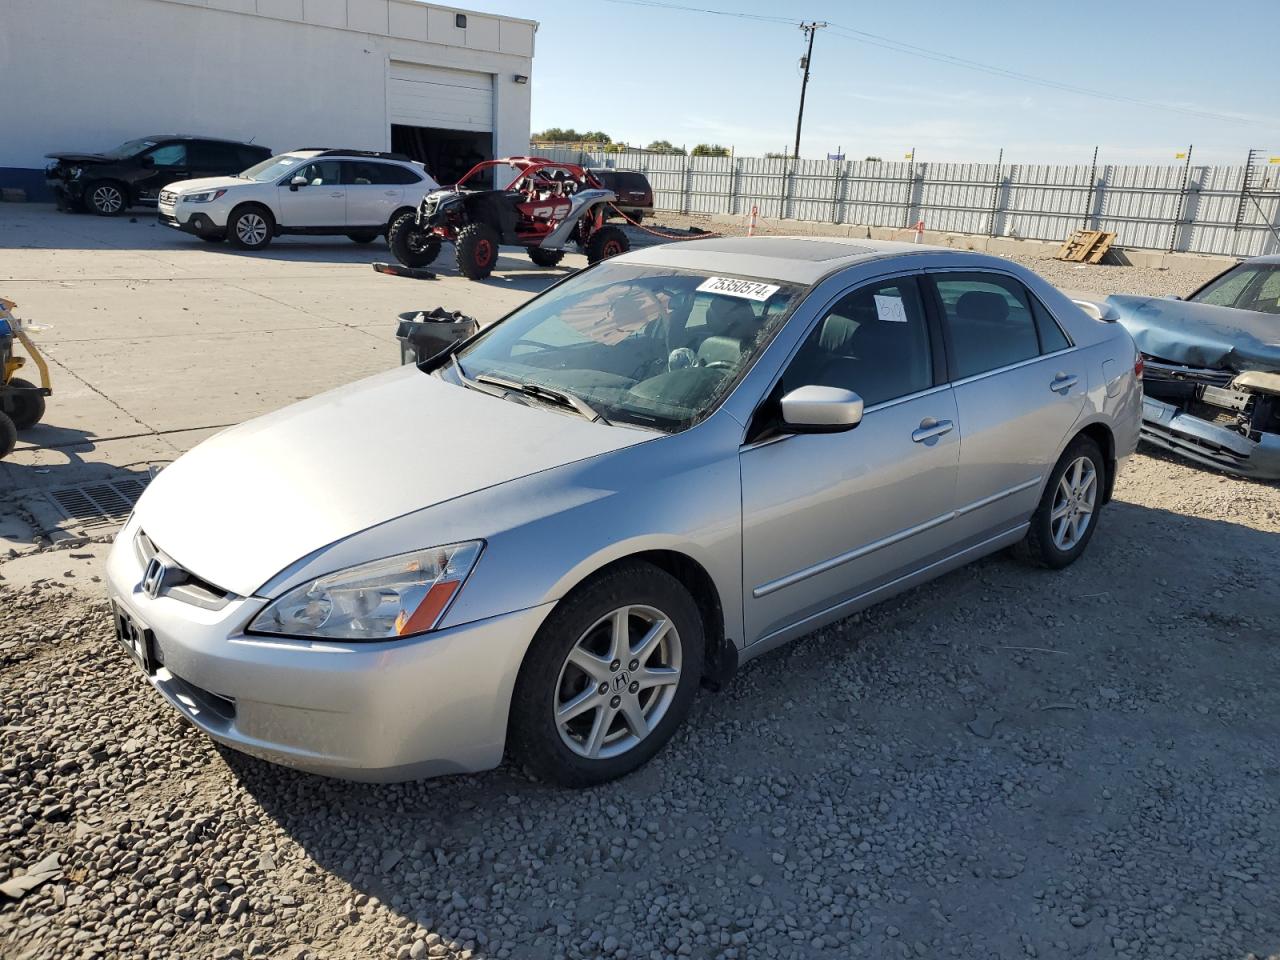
left=3, top=229, right=1278, bottom=960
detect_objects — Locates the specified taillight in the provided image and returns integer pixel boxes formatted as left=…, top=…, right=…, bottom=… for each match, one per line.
left=1134, top=354, right=1144, bottom=380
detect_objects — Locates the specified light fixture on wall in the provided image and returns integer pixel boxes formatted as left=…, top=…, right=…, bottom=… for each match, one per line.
left=513, top=74, right=529, bottom=84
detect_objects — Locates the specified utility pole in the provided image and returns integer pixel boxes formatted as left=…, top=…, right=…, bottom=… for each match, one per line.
left=793, top=21, right=827, bottom=160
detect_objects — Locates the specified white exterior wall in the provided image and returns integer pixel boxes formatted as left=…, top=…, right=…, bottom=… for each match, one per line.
left=0, top=0, right=534, bottom=174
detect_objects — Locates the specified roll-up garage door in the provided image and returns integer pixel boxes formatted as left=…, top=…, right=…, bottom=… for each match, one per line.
left=388, top=62, right=493, bottom=132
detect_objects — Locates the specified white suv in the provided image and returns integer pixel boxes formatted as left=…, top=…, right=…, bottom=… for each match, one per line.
left=158, top=149, right=439, bottom=251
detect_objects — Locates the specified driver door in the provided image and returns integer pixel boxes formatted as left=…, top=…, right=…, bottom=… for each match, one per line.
left=277, top=160, right=346, bottom=227
left=739, top=275, right=961, bottom=644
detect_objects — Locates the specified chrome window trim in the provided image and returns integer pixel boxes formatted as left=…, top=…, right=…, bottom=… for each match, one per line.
left=949, top=346, right=1077, bottom=388
left=752, top=476, right=1041, bottom=598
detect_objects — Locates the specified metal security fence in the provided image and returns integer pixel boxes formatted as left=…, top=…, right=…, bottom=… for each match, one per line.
left=534, top=147, right=1280, bottom=258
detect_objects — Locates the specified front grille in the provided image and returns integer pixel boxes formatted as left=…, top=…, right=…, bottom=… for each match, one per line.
left=135, top=530, right=232, bottom=610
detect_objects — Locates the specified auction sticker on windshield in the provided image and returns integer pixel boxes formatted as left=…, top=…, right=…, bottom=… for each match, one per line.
left=696, top=277, right=781, bottom=301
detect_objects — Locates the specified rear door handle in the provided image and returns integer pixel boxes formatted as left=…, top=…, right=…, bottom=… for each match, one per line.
left=384, top=190, right=399, bottom=196
left=912, top=418, right=954, bottom=443
left=1050, top=373, right=1079, bottom=394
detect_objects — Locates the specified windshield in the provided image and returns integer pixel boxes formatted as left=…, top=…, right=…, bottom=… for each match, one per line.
left=105, top=138, right=157, bottom=159
left=240, top=153, right=307, bottom=182
left=453, top=261, right=805, bottom=431
left=1189, top=263, right=1280, bottom=315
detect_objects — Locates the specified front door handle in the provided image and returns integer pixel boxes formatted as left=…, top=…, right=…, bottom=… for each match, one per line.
left=912, top=418, right=954, bottom=443
left=330, top=192, right=344, bottom=198
left=1050, top=373, right=1079, bottom=394
left=384, top=190, right=399, bottom=196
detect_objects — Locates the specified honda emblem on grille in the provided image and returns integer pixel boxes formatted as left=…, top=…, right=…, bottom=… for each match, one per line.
left=141, top=558, right=168, bottom=599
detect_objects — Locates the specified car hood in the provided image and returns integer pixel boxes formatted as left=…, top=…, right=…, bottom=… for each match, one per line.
left=135, top=365, right=652, bottom=597
left=168, top=176, right=244, bottom=194
left=1107, top=294, right=1280, bottom=373
left=45, top=152, right=114, bottom=164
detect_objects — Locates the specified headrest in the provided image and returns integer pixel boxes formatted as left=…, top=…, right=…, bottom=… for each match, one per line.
left=956, top=290, right=1010, bottom=323
left=705, top=297, right=757, bottom=336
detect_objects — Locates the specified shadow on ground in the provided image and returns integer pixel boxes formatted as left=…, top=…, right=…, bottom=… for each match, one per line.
left=215, top=498, right=1280, bottom=958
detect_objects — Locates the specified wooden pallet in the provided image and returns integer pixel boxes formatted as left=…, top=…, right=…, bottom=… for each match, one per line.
left=1056, top=229, right=1115, bottom=264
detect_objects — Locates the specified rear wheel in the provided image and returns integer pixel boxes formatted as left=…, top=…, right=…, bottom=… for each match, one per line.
left=528, top=247, right=565, bottom=268
left=388, top=213, right=441, bottom=267
left=508, top=561, right=704, bottom=787
left=227, top=206, right=273, bottom=250
left=455, top=222, right=501, bottom=280
left=585, top=224, right=629, bottom=264
left=87, top=180, right=127, bottom=216
left=346, top=231, right=379, bottom=243
left=0, top=411, right=16, bottom=460
left=1014, top=436, right=1105, bottom=569
left=3, top=379, right=46, bottom=430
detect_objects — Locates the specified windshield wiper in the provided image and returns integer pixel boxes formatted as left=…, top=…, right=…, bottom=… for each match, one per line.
left=473, top=372, right=611, bottom=425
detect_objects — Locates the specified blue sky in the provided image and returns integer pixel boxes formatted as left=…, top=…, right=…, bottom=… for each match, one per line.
left=464, top=0, right=1277, bottom=165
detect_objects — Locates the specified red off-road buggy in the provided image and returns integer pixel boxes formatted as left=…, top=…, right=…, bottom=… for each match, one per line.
left=387, top=158, right=631, bottom=280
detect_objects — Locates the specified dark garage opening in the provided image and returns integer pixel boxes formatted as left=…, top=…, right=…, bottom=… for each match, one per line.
left=392, top=125, right=493, bottom=185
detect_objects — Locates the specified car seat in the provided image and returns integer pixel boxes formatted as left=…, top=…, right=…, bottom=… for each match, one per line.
left=695, top=298, right=758, bottom=368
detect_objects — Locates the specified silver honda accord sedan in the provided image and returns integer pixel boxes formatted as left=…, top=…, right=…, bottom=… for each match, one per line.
left=106, top=237, right=1142, bottom=786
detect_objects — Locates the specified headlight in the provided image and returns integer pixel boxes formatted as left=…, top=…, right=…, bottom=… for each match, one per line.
left=248, top=541, right=483, bottom=640
left=184, top=189, right=227, bottom=204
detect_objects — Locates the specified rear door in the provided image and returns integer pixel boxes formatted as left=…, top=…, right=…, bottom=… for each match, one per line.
left=277, top=160, right=346, bottom=227
left=136, top=140, right=192, bottom=203
left=342, top=161, right=409, bottom=228
left=925, top=270, right=1085, bottom=547
left=740, top=274, right=960, bottom=645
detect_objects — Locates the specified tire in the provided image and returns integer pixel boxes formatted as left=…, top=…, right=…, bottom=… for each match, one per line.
left=1013, top=436, right=1106, bottom=569
left=86, top=180, right=127, bottom=217
left=346, top=231, right=379, bottom=244
left=3, top=379, right=45, bottom=431
left=508, top=561, right=705, bottom=787
left=226, top=205, right=274, bottom=250
left=388, top=213, right=441, bottom=268
left=528, top=247, right=565, bottom=268
left=455, top=222, right=501, bottom=280
left=585, top=224, right=630, bottom=264
left=0, top=411, right=16, bottom=461
left=627, top=210, right=644, bottom=224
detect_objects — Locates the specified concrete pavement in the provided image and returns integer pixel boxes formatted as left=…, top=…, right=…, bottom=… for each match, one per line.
left=0, top=204, right=579, bottom=551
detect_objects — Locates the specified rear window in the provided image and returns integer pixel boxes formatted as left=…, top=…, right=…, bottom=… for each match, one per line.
left=615, top=172, right=650, bottom=193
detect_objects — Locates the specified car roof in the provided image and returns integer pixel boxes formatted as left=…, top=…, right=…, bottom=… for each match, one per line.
left=142, top=135, right=264, bottom=146
left=621, top=235, right=959, bottom=285
left=1245, top=254, right=1280, bottom=265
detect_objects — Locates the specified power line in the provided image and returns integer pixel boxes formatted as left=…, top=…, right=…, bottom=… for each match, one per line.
left=595, top=0, right=1269, bottom=128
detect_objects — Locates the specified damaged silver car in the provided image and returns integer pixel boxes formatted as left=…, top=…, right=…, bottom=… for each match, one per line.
left=1078, top=255, right=1280, bottom=479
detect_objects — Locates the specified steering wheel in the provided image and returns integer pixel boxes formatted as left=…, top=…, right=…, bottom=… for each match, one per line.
left=700, top=359, right=735, bottom=371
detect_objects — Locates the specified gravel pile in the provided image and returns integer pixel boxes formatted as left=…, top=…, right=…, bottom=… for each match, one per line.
left=641, top=214, right=1227, bottom=300
left=3, top=451, right=1279, bottom=960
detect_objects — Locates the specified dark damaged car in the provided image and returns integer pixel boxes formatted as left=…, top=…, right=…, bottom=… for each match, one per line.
left=46, top=136, right=271, bottom=216
left=1078, top=255, right=1280, bottom=479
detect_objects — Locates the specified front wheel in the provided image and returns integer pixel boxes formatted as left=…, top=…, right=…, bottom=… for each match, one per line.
left=508, top=561, right=704, bottom=787
left=3, top=379, right=46, bottom=430
left=1013, top=436, right=1105, bottom=569
left=226, top=206, right=273, bottom=250
left=388, top=213, right=441, bottom=267
left=585, top=224, right=630, bottom=264
left=87, top=181, right=127, bottom=216
left=528, top=247, right=565, bottom=268
left=0, top=412, right=16, bottom=460
left=455, top=222, right=501, bottom=280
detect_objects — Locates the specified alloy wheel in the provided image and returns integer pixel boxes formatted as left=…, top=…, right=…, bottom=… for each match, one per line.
left=554, top=604, right=682, bottom=760
left=91, top=184, right=123, bottom=214
left=1050, top=456, right=1097, bottom=551
left=236, top=213, right=268, bottom=246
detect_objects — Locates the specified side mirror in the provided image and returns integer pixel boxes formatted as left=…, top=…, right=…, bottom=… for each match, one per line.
left=289, top=175, right=308, bottom=190
left=779, top=385, right=864, bottom=433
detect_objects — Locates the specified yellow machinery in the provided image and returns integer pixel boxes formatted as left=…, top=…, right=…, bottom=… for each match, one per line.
left=0, top=297, right=51, bottom=459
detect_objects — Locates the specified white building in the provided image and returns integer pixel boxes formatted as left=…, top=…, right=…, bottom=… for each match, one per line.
left=1, top=0, right=536, bottom=197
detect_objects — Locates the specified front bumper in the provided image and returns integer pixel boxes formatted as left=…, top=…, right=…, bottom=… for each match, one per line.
left=1140, top=396, right=1280, bottom=480
left=159, top=204, right=224, bottom=238
left=105, top=520, right=553, bottom=781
